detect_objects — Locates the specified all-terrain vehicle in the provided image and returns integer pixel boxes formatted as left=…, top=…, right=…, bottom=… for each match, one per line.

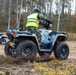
left=0, top=34, right=6, bottom=44
left=4, top=20, right=69, bottom=61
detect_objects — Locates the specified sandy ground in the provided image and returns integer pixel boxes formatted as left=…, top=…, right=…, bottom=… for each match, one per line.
left=0, top=45, right=5, bottom=55
left=66, top=41, right=76, bottom=59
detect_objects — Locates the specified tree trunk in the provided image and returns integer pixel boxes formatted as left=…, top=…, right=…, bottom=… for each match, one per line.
left=17, top=0, right=23, bottom=29
left=75, top=0, right=76, bottom=15
left=8, top=0, right=12, bottom=30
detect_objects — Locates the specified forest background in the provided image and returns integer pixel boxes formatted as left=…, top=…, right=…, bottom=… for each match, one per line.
left=0, top=0, right=76, bottom=34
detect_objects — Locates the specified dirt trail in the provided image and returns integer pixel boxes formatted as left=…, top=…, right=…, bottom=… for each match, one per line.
left=0, top=41, right=76, bottom=75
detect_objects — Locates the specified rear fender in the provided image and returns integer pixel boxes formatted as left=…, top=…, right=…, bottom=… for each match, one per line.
left=14, top=34, right=40, bottom=50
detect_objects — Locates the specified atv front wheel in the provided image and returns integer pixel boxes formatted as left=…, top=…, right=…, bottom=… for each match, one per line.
left=4, top=41, right=17, bottom=57
left=16, top=40, right=37, bottom=61
left=54, top=42, right=69, bottom=60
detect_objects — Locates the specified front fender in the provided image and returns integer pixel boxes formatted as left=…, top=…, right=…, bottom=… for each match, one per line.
left=50, top=33, right=68, bottom=50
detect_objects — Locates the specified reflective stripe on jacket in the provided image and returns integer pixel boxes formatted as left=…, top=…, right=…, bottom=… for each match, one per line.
left=26, top=13, right=39, bottom=28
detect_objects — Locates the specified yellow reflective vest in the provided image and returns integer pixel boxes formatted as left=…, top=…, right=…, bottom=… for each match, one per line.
left=26, top=13, right=39, bottom=28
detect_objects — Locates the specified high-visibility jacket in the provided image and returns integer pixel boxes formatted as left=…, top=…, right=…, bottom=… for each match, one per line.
left=26, top=13, right=39, bottom=28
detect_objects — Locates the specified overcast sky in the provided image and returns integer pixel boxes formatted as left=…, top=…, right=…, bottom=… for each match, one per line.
left=51, top=0, right=76, bottom=15
left=71, top=0, right=75, bottom=14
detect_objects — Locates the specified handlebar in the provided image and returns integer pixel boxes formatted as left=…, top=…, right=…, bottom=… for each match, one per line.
left=45, top=19, right=52, bottom=24
left=40, top=19, right=52, bottom=29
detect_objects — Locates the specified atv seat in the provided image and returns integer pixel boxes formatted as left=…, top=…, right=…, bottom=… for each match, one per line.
left=16, top=31, right=32, bottom=35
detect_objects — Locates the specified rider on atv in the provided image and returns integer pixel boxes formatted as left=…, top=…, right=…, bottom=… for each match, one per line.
left=26, top=7, right=52, bottom=43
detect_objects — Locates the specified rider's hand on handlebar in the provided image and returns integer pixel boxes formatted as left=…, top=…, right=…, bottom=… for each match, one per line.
left=49, top=24, right=52, bottom=27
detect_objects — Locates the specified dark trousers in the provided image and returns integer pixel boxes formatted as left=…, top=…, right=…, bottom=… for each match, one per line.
left=27, top=26, right=41, bottom=43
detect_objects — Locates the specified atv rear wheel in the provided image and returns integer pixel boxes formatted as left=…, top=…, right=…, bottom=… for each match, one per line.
left=16, top=40, right=37, bottom=61
left=54, top=42, right=69, bottom=60
left=4, top=41, right=17, bottom=57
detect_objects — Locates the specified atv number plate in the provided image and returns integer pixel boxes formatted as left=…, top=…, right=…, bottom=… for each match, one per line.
left=9, top=42, right=15, bottom=47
